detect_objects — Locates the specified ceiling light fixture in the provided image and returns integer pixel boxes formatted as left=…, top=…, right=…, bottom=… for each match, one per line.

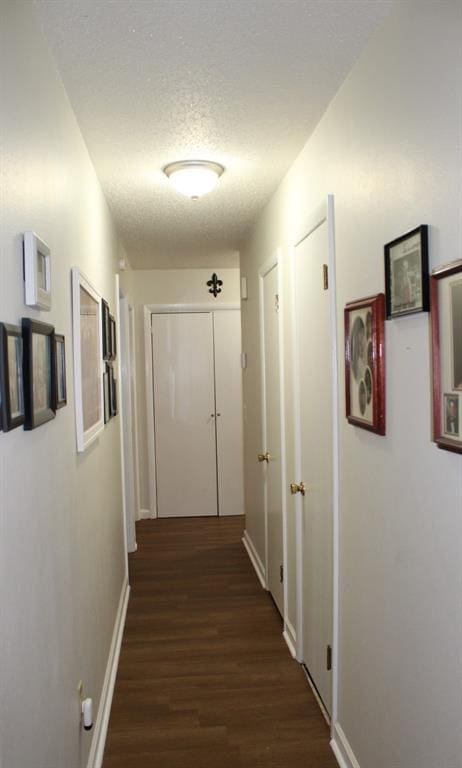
left=163, top=160, right=225, bottom=200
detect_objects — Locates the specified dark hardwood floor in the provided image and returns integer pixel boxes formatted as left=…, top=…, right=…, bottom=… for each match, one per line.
left=103, top=516, right=337, bottom=768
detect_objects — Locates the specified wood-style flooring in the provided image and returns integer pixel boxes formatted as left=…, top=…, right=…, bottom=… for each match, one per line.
left=103, top=516, right=337, bottom=768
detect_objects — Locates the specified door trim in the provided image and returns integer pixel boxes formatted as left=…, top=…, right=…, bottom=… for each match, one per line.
left=291, top=195, right=340, bottom=727
left=257, top=250, right=289, bottom=627
left=115, top=275, right=129, bottom=581
left=143, top=302, right=240, bottom=518
left=119, top=293, right=137, bottom=553
left=128, top=304, right=141, bottom=522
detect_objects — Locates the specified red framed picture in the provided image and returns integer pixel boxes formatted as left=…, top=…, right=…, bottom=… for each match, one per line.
left=344, top=293, right=386, bottom=435
left=431, top=259, right=462, bottom=454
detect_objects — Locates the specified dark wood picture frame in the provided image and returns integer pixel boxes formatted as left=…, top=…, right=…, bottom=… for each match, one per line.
left=109, top=314, right=117, bottom=361
left=108, top=362, right=118, bottom=417
left=345, top=293, right=386, bottom=435
left=431, top=259, right=462, bottom=454
left=384, top=225, right=429, bottom=319
left=54, top=334, right=67, bottom=409
left=103, top=363, right=111, bottom=423
left=0, top=323, right=25, bottom=432
left=22, top=318, right=56, bottom=430
left=102, top=299, right=111, bottom=361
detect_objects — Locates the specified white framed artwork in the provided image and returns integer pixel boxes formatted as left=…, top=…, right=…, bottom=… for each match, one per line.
left=23, top=232, right=52, bottom=310
left=71, top=268, right=104, bottom=452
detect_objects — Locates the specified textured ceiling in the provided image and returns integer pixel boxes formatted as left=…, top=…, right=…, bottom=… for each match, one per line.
left=35, top=0, right=393, bottom=269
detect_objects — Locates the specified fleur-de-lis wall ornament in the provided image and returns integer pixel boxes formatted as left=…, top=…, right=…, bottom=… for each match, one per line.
left=207, top=273, right=223, bottom=298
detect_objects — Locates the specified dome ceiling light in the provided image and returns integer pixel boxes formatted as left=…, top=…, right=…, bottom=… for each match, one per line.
left=163, top=160, right=225, bottom=199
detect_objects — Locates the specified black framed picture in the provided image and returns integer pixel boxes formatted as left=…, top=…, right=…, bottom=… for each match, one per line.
left=22, top=318, right=56, bottom=430
left=102, top=299, right=110, bottom=361
left=108, top=363, right=118, bottom=417
left=54, top=334, right=67, bottom=409
left=0, top=323, right=25, bottom=432
left=384, top=225, right=429, bottom=319
left=103, top=363, right=111, bottom=424
left=109, top=314, right=117, bottom=361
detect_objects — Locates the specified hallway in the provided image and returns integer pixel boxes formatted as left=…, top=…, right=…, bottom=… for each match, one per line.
left=103, top=517, right=337, bottom=768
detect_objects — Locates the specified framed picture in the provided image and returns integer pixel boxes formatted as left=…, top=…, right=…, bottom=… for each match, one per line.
left=112, top=370, right=118, bottom=417
left=384, top=225, right=429, bottom=319
left=23, top=232, right=52, bottom=310
left=108, top=363, right=118, bottom=417
left=103, top=363, right=111, bottom=424
left=102, top=299, right=111, bottom=361
left=0, top=323, right=25, bottom=432
left=345, top=293, right=386, bottom=435
left=71, top=268, right=104, bottom=452
left=430, top=259, right=462, bottom=453
left=22, top=318, right=56, bottom=430
left=54, top=334, right=67, bottom=409
left=109, top=314, right=117, bottom=361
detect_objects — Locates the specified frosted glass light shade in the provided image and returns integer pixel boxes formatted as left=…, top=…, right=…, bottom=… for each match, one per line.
left=163, top=160, right=224, bottom=199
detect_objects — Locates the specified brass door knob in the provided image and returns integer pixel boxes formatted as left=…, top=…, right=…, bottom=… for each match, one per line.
left=257, top=452, right=270, bottom=463
left=290, top=482, right=306, bottom=496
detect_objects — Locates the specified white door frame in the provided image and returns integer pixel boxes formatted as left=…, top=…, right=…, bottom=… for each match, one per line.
left=128, top=303, right=141, bottom=522
left=143, top=302, right=240, bottom=518
left=291, top=195, right=340, bottom=726
left=115, top=276, right=129, bottom=580
left=258, top=251, right=291, bottom=645
left=119, top=292, right=138, bottom=553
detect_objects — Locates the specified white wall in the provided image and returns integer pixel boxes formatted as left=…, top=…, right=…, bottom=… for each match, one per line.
left=0, top=3, right=127, bottom=767
left=119, top=268, right=240, bottom=512
left=240, top=3, right=462, bottom=767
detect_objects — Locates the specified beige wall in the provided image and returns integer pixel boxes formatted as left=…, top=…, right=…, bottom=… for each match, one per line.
left=1, top=3, right=127, bottom=766
left=119, top=268, right=240, bottom=512
left=240, top=2, right=462, bottom=766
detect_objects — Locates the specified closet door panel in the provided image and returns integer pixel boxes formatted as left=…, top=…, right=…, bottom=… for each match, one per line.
left=152, top=313, right=217, bottom=517
left=213, top=311, right=244, bottom=516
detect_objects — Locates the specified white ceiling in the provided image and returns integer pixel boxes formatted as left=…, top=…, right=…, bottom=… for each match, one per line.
left=35, top=0, right=393, bottom=269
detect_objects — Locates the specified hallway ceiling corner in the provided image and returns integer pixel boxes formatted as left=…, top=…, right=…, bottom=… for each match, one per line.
left=35, top=0, right=394, bottom=269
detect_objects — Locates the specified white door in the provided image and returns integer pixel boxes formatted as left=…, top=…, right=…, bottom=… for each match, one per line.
left=293, top=199, right=336, bottom=714
left=152, top=312, right=217, bottom=518
left=260, top=261, right=284, bottom=615
left=213, top=311, right=244, bottom=516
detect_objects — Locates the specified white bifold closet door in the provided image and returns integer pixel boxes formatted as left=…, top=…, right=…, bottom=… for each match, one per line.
left=151, top=310, right=244, bottom=518
left=152, top=312, right=217, bottom=518
left=214, top=310, right=244, bottom=517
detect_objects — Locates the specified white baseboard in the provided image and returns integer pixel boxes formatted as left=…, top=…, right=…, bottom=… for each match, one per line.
left=330, top=722, right=361, bottom=768
left=139, top=508, right=153, bottom=519
left=282, top=619, right=297, bottom=658
left=242, top=530, right=266, bottom=589
left=86, top=580, right=130, bottom=768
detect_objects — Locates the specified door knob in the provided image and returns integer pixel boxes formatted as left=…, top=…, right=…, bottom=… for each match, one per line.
left=290, top=482, right=306, bottom=496
left=257, top=452, right=270, bottom=463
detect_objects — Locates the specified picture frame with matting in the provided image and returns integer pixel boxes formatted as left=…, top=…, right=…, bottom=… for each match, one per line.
left=384, top=225, right=429, bottom=319
left=431, top=259, right=462, bottom=453
left=344, top=293, right=386, bottom=435
left=22, top=318, right=56, bottom=430
left=23, top=232, right=52, bottom=310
